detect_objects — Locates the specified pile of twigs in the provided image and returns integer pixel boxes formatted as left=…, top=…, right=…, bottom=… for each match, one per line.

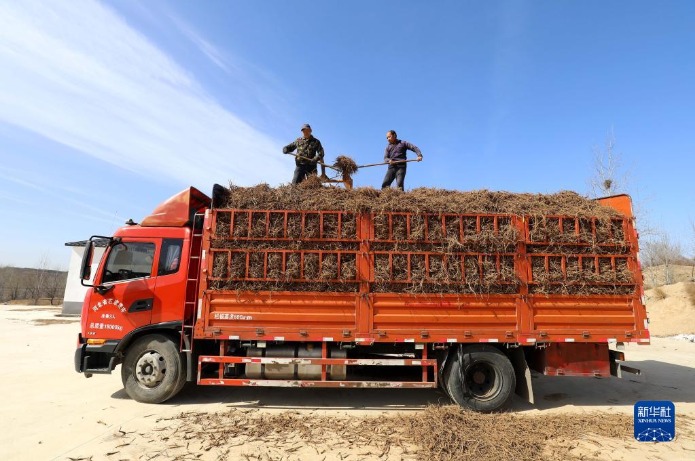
left=221, top=181, right=621, bottom=217
left=208, top=183, right=635, bottom=295
left=152, top=405, right=644, bottom=461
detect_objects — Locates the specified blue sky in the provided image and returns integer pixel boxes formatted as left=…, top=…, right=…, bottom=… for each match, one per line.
left=1, top=0, right=694, bottom=269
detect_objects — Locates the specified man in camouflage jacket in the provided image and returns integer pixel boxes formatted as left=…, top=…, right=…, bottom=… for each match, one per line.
left=283, top=124, right=325, bottom=185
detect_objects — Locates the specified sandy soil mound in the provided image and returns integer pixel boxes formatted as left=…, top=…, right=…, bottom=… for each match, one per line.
left=645, top=281, right=695, bottom=336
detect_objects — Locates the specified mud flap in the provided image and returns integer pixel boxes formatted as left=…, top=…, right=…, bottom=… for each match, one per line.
left=508, top=347, right=534, bottom=405
left=438, top=346, right=455, bottom=400
left=609, top=349, right=641, bottom=378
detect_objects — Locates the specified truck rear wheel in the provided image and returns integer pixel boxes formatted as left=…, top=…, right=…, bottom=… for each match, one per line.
left=443, top=344, right=516, bottom=412
left=121, top=334, right=186, bottom=404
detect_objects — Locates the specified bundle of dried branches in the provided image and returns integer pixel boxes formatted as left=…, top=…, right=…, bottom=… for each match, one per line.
left=209, top=184, right=635, bottom=296
left=333, top=155, right=359, bottom=176
left=222, top=182, right=623, bottom=217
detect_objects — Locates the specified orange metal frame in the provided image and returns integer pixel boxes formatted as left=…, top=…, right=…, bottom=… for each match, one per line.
left=198, top=339, right=437, bottom=388
left=192, top=204, right=648, bottom=387
left=195, top=208, right=648, bottom=345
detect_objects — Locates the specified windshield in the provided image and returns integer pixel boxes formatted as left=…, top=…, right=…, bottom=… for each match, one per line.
left=102, top=242, right=155, bottom=283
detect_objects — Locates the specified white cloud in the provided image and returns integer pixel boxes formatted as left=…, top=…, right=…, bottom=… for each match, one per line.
left=165, top=10, right=295, bottom=126
left=0, top=167, right=51, bottom=193
left=168, top=14, right=232, bottom=74
left=0, top=0, right=293, bottom=188
left=0, top=166, right=126, bottom=223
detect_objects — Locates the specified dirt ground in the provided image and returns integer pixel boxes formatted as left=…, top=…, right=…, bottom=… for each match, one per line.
left=1, top=305, right=694, bottom=461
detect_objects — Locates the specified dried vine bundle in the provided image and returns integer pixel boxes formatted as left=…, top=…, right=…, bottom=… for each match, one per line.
left=333, top=155, right=359, bottom=176
left=221, top=182, right=621, bottom=217
left=208, top=183, right=635, bottom=295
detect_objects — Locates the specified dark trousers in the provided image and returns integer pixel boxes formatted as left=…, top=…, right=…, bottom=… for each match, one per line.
left=381, top=165, right=407, bottom=190
left=292, top=164, right=315, bottom=185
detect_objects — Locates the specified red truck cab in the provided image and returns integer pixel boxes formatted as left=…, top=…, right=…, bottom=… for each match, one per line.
left=74, top=187, right=209, bottom=402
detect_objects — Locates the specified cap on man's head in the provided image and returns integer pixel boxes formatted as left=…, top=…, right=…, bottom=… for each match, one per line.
left=301, top=123, right=312, bottom=131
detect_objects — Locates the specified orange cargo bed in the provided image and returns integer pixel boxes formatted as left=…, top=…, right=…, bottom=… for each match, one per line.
left=194, top=196, right=649, bottom=346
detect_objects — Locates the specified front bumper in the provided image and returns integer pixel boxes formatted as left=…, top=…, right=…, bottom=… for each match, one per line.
left=74, top=334, right=121, bottom=376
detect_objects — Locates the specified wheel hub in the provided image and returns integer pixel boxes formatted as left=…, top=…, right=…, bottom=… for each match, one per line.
left=466, top=363, right=496, bottom=399
left=472, top=370, right=487, bottom=385
left=135, top=351, right=166, bottom=387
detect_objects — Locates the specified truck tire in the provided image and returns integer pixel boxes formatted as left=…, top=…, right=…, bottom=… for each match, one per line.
left=443, top=344, right=516, bottom=412
left=121, top=334, right=186, bottom=404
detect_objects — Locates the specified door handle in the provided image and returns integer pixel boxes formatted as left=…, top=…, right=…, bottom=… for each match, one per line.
left=128, top=298, right=153, bottom=313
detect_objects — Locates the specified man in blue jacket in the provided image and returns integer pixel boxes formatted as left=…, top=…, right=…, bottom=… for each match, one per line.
left=381, top=130, right=422, bottom=191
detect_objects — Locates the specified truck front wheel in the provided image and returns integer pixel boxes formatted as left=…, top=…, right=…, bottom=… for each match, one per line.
left=121, top=334, right=186, bottom=404
left=443, top=344, right=516, bottom=412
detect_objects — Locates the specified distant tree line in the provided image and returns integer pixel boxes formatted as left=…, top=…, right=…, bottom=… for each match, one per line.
left=641, top=235, right=695, bottom=286
left=0, top=265, right=68, bottom=305
left=588, top=130, right=694, bottom=286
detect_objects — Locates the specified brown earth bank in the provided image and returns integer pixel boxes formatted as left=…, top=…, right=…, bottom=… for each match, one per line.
left=2, top=305, right=695, bottom=461
left=645, top=281, right=695, bottom=336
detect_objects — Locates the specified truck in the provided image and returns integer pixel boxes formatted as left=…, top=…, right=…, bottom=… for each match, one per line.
left=75, top=184, right=649, bottom=411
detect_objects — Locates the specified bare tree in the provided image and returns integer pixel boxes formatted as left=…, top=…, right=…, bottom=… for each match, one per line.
left=642, top=233, right=684, bottom=286
left=0, top=266, right=12, bottom=302
left=589, top=128, right=627, bottom=197
left=691, top=221, right=695, bottom=281
left=28, top=253, right=51, bottom=304
left=45, top=265, right=67, bottom=305
left=588, top=129, right=657, bottom=239
left=0, top=265, right=22, bottom=302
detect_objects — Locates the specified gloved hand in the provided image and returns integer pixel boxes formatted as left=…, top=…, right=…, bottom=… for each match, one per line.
left=417, top=155, right=423, bottom=162
left=311, top=155, right=320, bottom=164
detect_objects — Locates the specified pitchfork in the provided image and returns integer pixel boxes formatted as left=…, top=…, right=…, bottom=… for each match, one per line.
left=283, top=152, right=354, bottom=189
left=356, top=158, right=423, bottom=168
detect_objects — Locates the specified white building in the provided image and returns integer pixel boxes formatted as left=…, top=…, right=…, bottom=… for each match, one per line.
left=62, top=241, right=106, bottom=315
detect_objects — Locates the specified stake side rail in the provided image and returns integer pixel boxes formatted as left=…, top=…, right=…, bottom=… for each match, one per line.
left=194, top=209, right=649, bottom=344
left=197, top=340, right=438, bottom=388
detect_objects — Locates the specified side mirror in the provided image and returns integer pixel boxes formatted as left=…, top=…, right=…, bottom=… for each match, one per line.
left=80, top=241, right=94, bottom=281
left=79, top=235, right=113, bottom=289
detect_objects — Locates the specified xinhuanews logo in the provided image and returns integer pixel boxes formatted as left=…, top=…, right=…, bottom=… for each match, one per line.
left=634, top=401, right=675, bottom=442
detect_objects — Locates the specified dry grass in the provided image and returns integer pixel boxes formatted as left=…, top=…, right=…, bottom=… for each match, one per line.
left=685, top=283, right=695, bottom=306
left=150, top=406, right=688, bottom=461
left=651, top=287, right=667, bottom=301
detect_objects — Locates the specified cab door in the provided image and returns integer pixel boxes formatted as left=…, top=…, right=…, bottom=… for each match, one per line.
left=84, top=239, right=158, bottom=339
left=150, top=237, right=188, bottom=325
